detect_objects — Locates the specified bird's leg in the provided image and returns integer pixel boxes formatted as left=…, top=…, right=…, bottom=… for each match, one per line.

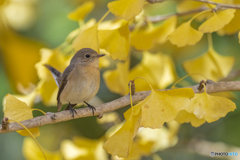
left=84, top=101, right=96, bottom=116
left=67, top=103, right=77, bottom=118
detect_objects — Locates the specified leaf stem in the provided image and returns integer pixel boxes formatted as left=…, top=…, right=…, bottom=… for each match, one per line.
left=12, top=120, right=47, bottom=160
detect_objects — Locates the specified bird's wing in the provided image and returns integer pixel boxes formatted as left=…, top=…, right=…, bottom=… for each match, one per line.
left=44, top=64, right=61, bottom=87
left=57, top=64, right=75, bottom=111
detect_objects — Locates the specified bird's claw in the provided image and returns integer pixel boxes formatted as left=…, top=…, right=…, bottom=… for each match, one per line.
left=70, top=107, right=77, bottom=119
left=84, top=101, right=96, bottom=116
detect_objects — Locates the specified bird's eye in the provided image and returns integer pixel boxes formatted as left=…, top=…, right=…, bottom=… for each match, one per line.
left=85, top=54, right=90, bottom=58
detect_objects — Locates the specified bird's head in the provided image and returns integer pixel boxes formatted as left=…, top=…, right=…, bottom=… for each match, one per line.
left=70, top=48, right=105, bottom=66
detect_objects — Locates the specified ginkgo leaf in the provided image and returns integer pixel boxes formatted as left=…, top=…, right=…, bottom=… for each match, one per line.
left=199, top=9, right=236, bottom=33
left=4, top=94, right=40, bottom=137
left=23, top=137, right=62, bottom=160
left=61, top=137, right=108, bottom=160
left=183, top=47, right=234, bottom=82
left=124, top=88, right=195, bottom=129
left=103, top=60, right=129, bottom=95
left=239, top=31, right=240, bottom=43
left=103, top=107, right=142, bottom=158
left=72, top=23, right=99, bottom=52
left=168, top=21, right=203, bottom=47
left=219, top=10, right=240, bottom=35
left=13, top=89, right=38, bottom=108
left=107, top=0, right=145, bottom=20
left=131, top=17, right=177, bottom=50
left=175, top=110, right=206, bottom=127
left=129, top=52, right=177, bottom=92
left=185, top=88, right=236, bottom=122
left=35, top=48, right=69, bottom=106
left=98, top=19, right=130, bottom=60
left=67, top=1, right=94, bottom=21
left=137, top=121, right=179, bottom=152
left=177, top=1, right=203, bottom=13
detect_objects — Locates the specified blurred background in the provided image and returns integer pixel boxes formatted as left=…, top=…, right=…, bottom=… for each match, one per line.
left=0, top=0, right=240, bottom=160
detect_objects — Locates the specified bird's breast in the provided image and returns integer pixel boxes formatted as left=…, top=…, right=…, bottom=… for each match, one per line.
left=60, top=65, right=100, bottom=104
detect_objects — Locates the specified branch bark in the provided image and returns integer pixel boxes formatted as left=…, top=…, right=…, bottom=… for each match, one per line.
left=1, top=81, right=240, bottom=134
left=147, top=0, right=240, bottom=9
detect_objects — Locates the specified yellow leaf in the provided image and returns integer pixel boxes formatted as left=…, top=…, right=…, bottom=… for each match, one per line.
left=0, top=0, right=5, bottom=6
left=175, top=110, right=206, bottom=127
left=61, top=137, right=108, bottom=160
left=185, top=90, right=236, bottom=122
left=72, top=23, right=99, bottom=53
left=103, top=108, right=142, bottom=158
left=199, top=9, right=236, bottom=33
left=23, top=137, right=62, bottom=160
left=99, top=51, right=111, bottom=69
left=4, top=94, right=39, bottom=137
left=107, top=0, right=145, bottom=20
left=0, top=31, right=44, bottom=91
left=98, top=20, right=130, bottom=60
left=168, top=21, right=203, bottom=47
left=35, top=48, right=70, bottom=106
left=68, top=1, right=94, bottom=21
left=12, top=89, right=38, bottom=108
left=103, top=60, right=129, bottom=95
left=177, top=1, right=203, bottom=13
left=137, top=121, right=179, bottom=152
left=239, top=31, right=240, bottom=43
left=131, top=17, right=177, bottom=50
left=219, top=10, right=240, bottom=35
left=129, top=52, right=177, bottom=92
left=124, top=88, right=195, bottom=129
left=183, top=47, right=234, bottom=82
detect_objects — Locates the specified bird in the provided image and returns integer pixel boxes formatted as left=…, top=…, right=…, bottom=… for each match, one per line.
left=44, top=48, right=105, bottom=118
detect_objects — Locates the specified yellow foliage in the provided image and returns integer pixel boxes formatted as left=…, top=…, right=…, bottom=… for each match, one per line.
left=4, top=94, right=40, bottom=137
left=183, top=47, right=234, bottom=82
left=23, top=137, right=62, bottom=160
left=12, top=89, right=38, bottom=108
left=0, top=31, right=43, bottom=91
left=168, top=21, right=203, bottom=47
left=177, top=1, right=203, bottom=13
left=185, top=86, right=236, bottom=122
left=103, top=108, right=142, bottom=158
left=68, top=1, right=94, bottom=21
left=98, top=19, right=130, bottom=60
left=175, top=110, right=206, bottom=127
left=129, top=52, right=177, bottom=91
left=239, top=31, right=240, bottom=43
left=219, top=10, right=240, bottom=35
left=72, top=23, right=99, bottom=53
left=124, top=88, right=195, bottom=128
left=61, top=137, right=108, bottom=160
left=35, top=48, right=69, bottom=106
left=107, top=0, right=145, bottom=20
left=103, top=59, right=130, bottom=95
left=131, top=17, right=177, bottom=50
left=199, top=9, right=236, bottom=33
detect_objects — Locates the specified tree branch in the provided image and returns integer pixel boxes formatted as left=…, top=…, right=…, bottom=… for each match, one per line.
left=147, top=0, right=240, bottom=9
left=1, top=81, right=240, bottom=134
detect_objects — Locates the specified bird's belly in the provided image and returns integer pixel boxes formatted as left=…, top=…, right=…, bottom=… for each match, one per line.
left=60, top=77, right=99, bottom=104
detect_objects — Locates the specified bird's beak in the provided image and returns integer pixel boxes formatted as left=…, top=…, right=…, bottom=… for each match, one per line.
left=96, top=54, right=105, bottom=58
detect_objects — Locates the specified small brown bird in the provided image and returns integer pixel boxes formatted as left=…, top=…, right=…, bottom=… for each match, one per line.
left=44, top=48, right=105, bottom=118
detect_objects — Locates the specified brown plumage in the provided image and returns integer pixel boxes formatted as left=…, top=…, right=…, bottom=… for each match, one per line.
left=44, top=48, right=105, bottom=118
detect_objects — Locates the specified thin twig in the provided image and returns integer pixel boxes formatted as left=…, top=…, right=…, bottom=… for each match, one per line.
left=147, top=0, right=240, bottom=9
left=147, top=7, right=207, bottom=23
left=1, top=81, right=240, bottom=134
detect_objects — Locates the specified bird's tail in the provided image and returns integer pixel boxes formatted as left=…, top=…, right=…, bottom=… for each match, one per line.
left=44, top=64, right=61, bottom=87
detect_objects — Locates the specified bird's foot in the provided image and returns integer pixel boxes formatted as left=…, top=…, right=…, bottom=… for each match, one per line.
left=68, top=103, right=77, bottom=119
left=84, top=101, right=96, bottom=116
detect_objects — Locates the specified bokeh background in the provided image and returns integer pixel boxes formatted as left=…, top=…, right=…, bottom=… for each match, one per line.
left=0, top=0, right=240, bottom=160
